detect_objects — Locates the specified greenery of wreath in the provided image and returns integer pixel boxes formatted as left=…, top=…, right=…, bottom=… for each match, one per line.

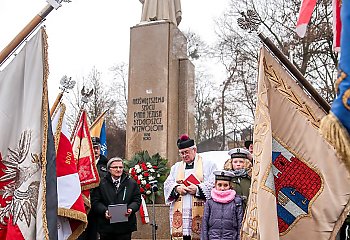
left=124, top=151, right=170, bottom=203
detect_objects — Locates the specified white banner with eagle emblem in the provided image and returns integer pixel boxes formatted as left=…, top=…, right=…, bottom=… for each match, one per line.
left=0, top=28, right=57, bottom=240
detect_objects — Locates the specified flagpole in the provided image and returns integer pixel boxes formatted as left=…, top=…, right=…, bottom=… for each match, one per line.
left=257, top=32, right=331, bottom=113
left=70, top=108, right=84, bottom=142
left=70, top=86, right=94, bottom=141
left=0, top=4, right=54, bottom=65
left=50, top=92, right=64, bottom=117
left=89, top=109, right=108, bottom=130
left=50, top=75, right=76, bottom=117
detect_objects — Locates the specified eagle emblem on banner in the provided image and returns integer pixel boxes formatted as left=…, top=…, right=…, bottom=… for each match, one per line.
left=263, top=138, right=323, bottom=235
left=0, top=131, right=40, bottom=227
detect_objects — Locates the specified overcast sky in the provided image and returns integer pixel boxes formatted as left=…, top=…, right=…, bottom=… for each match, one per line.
left=0, top=0, right=229, bottom=103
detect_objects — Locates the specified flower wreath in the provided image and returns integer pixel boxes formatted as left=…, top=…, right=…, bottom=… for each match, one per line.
left=124, top=151, right=169, bottom=203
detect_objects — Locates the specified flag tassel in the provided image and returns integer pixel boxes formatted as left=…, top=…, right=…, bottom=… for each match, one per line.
left=320, top=112, right=350, bottom=172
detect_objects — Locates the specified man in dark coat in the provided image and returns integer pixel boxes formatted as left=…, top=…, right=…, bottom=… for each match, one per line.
left=91, top=157, right=141, bottom=240
left=92, top=137, right=108, bottom=179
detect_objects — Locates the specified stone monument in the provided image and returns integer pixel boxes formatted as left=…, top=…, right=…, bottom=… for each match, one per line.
left=126, top=4, right=194, bottom=238
left=126, top=5, right=194, bottom=167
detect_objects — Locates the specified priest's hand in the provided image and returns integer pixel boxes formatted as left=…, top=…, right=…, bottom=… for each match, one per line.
left=176, top=185, right=188, bottom=196
left=186, top=182, right=198, bottom=195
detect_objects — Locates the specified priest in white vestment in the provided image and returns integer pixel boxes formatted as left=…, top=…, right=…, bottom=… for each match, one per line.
left=164, top=135, right=217, bottom=240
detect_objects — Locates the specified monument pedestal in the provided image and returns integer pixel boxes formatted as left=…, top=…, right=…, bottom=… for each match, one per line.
left=126, top=21, right=195, bottom=165
left=132, top=204, right=170, bottom=240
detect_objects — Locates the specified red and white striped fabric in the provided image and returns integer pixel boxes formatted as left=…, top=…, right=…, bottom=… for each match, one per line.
left=296, top=0, right=317, bottom=37
left=139, top=196, right=149, bottom=224
left=52, top=103, right=87, bottom=240
left=333, top=0, right=342, bottom=51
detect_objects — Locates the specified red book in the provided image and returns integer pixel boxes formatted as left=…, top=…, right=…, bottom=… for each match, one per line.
left=183, top=174, right=200, bottom=186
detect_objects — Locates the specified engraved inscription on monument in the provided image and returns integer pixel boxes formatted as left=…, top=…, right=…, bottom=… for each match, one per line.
left=132, top=96, right=165, bottom=140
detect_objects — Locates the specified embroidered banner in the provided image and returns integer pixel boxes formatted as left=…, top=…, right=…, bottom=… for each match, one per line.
left=71, top=110, right=100, bottom=191
left=241, top=47, right=350, bottom=240
left=0, top=28, right=57, bottom=240
left=52, top=103, right=87, bottom=240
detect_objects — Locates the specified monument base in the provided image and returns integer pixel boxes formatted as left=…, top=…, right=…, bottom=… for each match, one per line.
left=132, top=204, right=170, bottom=239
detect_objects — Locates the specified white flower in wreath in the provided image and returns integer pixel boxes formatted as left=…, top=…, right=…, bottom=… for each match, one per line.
left=141, top=180, right=147, bottom=185
left=149, top=169, right=155, bottom=173
left=146, top=190, right=151, bottom=195
left=157, top=174, right=160, bottom=178
left=129, top=169, right=132, bottom=173
left=138, top=175, right=143, bottom=180
left=134, top=165, right=140, bottom=169
left=136, top=168, right=142, bottom=173
left=148, top=176, right=155, bottom=181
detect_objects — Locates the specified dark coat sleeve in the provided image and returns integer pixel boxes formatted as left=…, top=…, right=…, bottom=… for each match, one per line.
left=201, top=200, right=211, bottom=240
left=91, top=186, right=108, bottom=217
left=127, top=179, right=141, bottom=213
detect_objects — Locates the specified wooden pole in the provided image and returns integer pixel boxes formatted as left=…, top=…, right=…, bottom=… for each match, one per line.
left=89, top=109, right=108, bottom=130
left=70, top=107, right=84, bottom=142
left=258, top=32, right=331, bottom=113
left=0, top=4, right=54, bottom=65
left=50, top=92, right=64, bottom=117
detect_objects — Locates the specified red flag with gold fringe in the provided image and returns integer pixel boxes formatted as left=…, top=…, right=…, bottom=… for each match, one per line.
left=52, top=103, right=87, bottom=239
left=71, top=110, right=100, bottom=209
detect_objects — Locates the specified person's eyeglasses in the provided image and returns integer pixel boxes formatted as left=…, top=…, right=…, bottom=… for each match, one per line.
left=179, top=149, right=192, bottom=156
left=110, top=166, right=123, bottom=169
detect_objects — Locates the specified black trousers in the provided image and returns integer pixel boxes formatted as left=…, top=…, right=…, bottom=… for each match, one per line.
left=339, top=220, right=349, bottom=240
left=183, top=236, right=191, bottom=240
left=100, top=232, right=132, bottom=240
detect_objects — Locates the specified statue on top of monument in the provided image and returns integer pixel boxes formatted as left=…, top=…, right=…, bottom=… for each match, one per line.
left=139, top=0, right=182, bottom=26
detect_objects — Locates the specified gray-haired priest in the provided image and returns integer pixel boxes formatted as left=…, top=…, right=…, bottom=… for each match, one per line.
left=164, top=134, right=217, bottom=240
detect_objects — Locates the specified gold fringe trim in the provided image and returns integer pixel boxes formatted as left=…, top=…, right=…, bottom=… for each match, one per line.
left=82, top=193, right=91, bottom=214
left=53, top=103, right=66, bottom=153
left=58, top=208, right=87, bottom=223
left=320, top=112, right=350, bottom=173
left=68, top=221, right=87, bottom=240
left=41, top=26, right=50, bottom=240
left=81, top=181, right=100, bottom=191
left=58, top=207, right=88, bottom=239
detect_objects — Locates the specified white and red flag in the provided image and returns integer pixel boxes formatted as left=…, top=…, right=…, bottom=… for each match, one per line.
left=139, top=196, right=149, bottom=224
left=332, top=0, right=342, bottom=51
left=71, top=110, right=100, bottom=208
left=51, top=103, right=87, bottom=240
left=0, top=28, right=57, bottom=239
left=296, top=0, right=317, bottom=37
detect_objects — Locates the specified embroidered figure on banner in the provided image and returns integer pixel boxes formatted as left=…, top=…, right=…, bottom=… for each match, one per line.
left=0, top=130, right=40, bottom=227
left=262, top=138, right=323, bottom=235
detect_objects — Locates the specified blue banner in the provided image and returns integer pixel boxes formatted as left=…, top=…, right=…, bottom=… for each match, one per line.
left=332, top=0, right=350, bottom=133
left=100, top=121, right=108, bottom=157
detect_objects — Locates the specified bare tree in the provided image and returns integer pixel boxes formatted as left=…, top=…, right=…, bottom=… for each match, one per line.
left=225, top=0, right=337, bottom=102
left=109, top=62, right=128, bottom=128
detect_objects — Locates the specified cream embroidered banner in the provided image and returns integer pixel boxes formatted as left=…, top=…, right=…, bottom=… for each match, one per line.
left=241, top=47, right=350, bottom=240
